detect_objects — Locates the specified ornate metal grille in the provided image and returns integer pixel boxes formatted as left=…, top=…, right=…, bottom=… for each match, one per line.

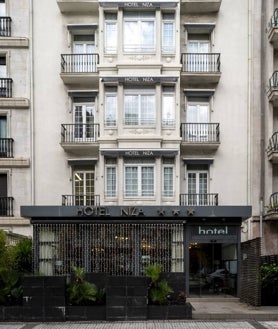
left=33, top=223, right=184, bottom=276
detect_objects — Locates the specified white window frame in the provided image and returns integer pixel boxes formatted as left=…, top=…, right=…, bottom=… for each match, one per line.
left=104, top=13, right=117, bottom=54
left=124, top=161, right=155, bottom=198
left=105, top=161, right=117, bottom=198
left=105, top=92, right=117, bottom=127
left=162, top=164, right=174, bottom=198
left=186, top=102, right=209, bottom=141
left=73, top=102, right=96, bottom=141
left=73, top=170, right=95, bottom=206
left=186, top=170, right=208, bottom=206
left=162, top=92, right=175, bottom=127
left=124, top=89, right=155, bottom=126
left=123, top=11, right=155, bottom=53
left=162, top=14, right=175, bottom=54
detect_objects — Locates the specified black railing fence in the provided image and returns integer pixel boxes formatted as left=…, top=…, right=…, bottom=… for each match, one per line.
left=269, top=8, right=278, bottom=30
left=181, top=53, right=221, bottom=72
left=0, top=138, right=14, bottom=157
left=0, top=17, right=11, bottom=36
left=0, top=197, right=14, bottom=216
left=180, top=123, right=220, bottom=143
left=62, top=194, right=100, bottom=206
left=61, top=53, right=99, bottom=73
left=180, top=193, right=218, bottom=206
left=61, top=124, right=100, bottom=143
left=267, top=132, right=278, bottom=154
left=0, top=78, right=12, bottom=98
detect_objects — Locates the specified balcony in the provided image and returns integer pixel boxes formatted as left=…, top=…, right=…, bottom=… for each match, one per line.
left=181, top=53, right=221, bottom=86
left=62, top=194, right=100, bottom=206
left=267, top=132, right=278, bottom=162
left=265, top=192, right=278, bottom=220
left=0, top=17, right=11, bottom=37
left=268, top=9, right=278, bottom=48
left=180, top=123, right=220, bottom=152
left=180, top=193, right=218, bottom=206
left=180, top=0, right=221, bottom=14
left=0, top=78, right=12, bottom=98
left=0, top=197, right=14, bottom=216
left=60, top=123, right=100, bottom=155
left=267, top=71, right=278, bottom=105
left=57, top=0, right=99, bottom=14
left=0, top=138, right=13, bottom=158
left=60, top=53, right=99, bottom=86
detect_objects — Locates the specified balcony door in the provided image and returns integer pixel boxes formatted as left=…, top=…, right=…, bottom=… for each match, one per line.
left=0, top=116, right=7, bottom=156
left=74, top=103, right=95, bottom=141
left=0, top=1, right=5, bottom=16
left=73, top=35, right=95, bottom=72
left=187, top=103, right=209, bottom=141
left=74, top=171, right=95, bottom=206
left=187, top=171, right=208, bottom=205
left=0, top=173, right=7, bottom=216
left=188, top=40, right=210, bottom=72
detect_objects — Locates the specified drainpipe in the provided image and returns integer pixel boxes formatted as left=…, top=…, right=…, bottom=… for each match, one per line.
left=260, top=0, right=266, bottom=241
left=29, top=0, right=35, bottom=205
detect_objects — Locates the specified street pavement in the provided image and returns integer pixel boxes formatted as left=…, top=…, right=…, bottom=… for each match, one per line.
left=0, top=321, right=278, bottom=329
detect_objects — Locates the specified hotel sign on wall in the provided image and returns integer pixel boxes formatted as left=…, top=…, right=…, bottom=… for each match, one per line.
left=99, top=2, right=177, bottom=8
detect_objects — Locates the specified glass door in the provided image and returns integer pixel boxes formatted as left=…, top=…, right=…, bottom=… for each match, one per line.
left=0, top=116, right=7, bottom=156
left=188, top=41, right=210, bottom=72
left=189, top=243, right=237, bottom=296
left=187, top=103, right=209, bottom=142
left=74, top=171, right=95, bottom=206
left=187, top=171, right=208, bottom=205
left=73, top=35, right=95, bottom=72
left=74, top=104, right=95, bottom=141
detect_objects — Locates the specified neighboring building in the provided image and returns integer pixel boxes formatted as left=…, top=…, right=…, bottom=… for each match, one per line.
left=15, top=0, right=278, bottom=297
left=0, top=0, right=32, bottom=237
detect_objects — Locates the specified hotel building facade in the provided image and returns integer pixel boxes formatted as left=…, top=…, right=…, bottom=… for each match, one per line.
left=2, top=0, right=278, bottom=297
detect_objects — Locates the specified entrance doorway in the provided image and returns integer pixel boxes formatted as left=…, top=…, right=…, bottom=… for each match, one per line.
left=189, top=243, right=237, bottom=296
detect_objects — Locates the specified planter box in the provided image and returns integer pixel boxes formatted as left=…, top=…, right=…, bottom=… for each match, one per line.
left=66, top=305, right=106, bottom=321
left=148, top=303, right=192, bottom=320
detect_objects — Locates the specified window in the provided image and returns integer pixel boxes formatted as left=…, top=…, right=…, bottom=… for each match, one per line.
left=0, top=55, right=6, bottom=78
left=187, top=166, right=208, bottom=205
left=73, top=100, right=96, bottom=141
left=105, top=13, right=117, bottom=54
left=105, top=88, right=117, bottom=127
left=186, top=102, right=209, bottom=141
left=124, top=89, right=155, bottom=126
left=0, top=173, right=8, bottom=216
left=73, top=170, right=95, bottom=206
left=124, top=11, right=155, bottom=53
left=162, top=13, right=175, bottom=54
left=163, top=158, right=174, bottom=197
left=105, top=158, right=117, bottom=197
left=162, top=87, right=175, bottom=127
left=0, top=116, right=7, bottom=157
left=124, top=159, right=155, bottom=197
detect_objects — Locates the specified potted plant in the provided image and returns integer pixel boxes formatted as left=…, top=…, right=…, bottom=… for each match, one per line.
left=66, top=267, right=106, bottom=320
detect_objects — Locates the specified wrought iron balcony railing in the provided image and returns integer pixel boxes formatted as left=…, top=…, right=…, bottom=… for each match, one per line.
left=0, top=138, right=14, bottom=157
left=267, top=132, right=278, bottom=155
left=181, top=53, right=221, bottom=73
left=180, top=193, right=218, bottom=206
left=181, top=123, right=220, bottom=143
left=0, top=78, right=12, bottom=98
left=267, top=192, right=278, bottom=213
left=61, top=53, right=99, bottom=73
left=62, top=194, right=100, bottom=206
left=0, top=197, right=14, bottom=216
left=0, top=17, right=12, bottom=37
left=61, top=124, right=100, bottom=143
left=269, top=8, right=278, bottom=30
left=269, top=71, right=278, bottom=93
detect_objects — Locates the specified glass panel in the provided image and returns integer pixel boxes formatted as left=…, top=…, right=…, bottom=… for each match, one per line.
left=124, top=95, right=138, bottom=125
left=141, top=167, right=154, bottom=196
left=106, top=167, right=116, bottom=197
left=187, top=172, right=197, bottom=205
left=74, top=106, right=83, bottom=139
left=0, top=57, right=6, bottom=78
left=162, top=94, right=175, bottom=127
left=105, top=94, right=117, bottom=126
left=141, top=21, right=155, bottom=51
left=0, top=116, right=6, bottom=138
left=125, top=167, right=138, bottom=196
left=105, top=21, right=117, bottom=54
left=124, top=21, right=138, bottom=52
left=162, top=22, right=174, bottom=54
left=163, top=167, right=173, bottom=197
left=0, top=1, right=5, bottom=17
left=189, top=243, right=237, bottom=296
left=140, top=94, right=155, bottom=125
left=85, top=105, right=95, bottom=139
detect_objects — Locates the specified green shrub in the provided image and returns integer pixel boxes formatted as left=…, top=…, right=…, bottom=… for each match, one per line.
left=144, top=263, right=173, bottom=305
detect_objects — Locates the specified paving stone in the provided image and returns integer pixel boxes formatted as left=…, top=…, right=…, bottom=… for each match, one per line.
left=260, top=322, right=278, bottom=329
